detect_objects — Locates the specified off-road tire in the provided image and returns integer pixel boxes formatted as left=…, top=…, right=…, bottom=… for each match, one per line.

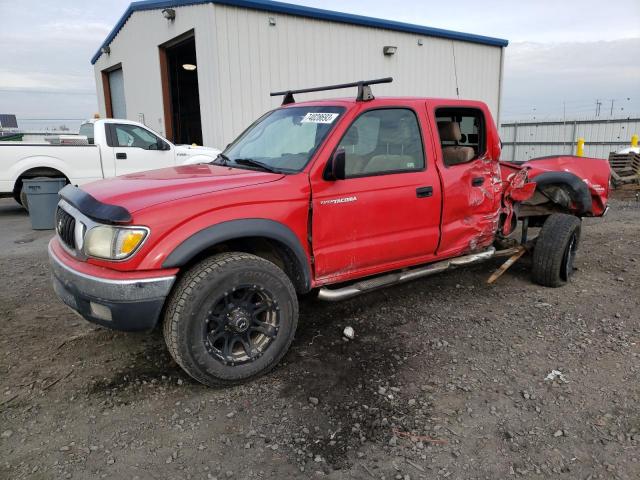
left=163, top=252, right=298, bottom=387
left=531, top=213, right=581, bottom=287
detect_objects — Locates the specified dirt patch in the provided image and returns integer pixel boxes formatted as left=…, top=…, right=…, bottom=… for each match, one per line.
left=1, top=197, right=639, bottom=479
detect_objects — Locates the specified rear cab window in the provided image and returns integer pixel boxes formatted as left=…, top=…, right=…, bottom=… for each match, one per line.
left=78, top=123, right=95, bottom=145
left=435, top=108, right=486, bottom=167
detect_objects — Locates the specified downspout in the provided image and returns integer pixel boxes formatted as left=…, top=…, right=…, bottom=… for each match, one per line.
left=497, top=46, right=505, bottom=131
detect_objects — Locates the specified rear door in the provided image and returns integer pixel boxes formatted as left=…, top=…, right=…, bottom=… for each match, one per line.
left=430, top=105, right=502, bottom=256
left=310, top=106, right=442, bottom=282
left=107, top=123, right=174, bottom=176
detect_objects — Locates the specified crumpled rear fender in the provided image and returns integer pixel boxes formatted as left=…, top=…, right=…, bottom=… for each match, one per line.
left=520, top=156, right=610, bottom=216
left=501, top=156, right=610, bottom=217
left=499, top=166, right=536, bottom=235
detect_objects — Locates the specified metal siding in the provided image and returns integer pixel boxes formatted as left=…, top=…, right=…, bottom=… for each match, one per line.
left=208, top=4, right=502, bottom=147
left=91, top=0, right=508, bottom=65
left=93, top=4, right=216, bottom=141
left=93, top=3, right=503, bottom=149
left=500, top=118, right=640, bottom=161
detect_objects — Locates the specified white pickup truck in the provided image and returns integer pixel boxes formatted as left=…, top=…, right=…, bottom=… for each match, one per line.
left=0, top=118, right=220, bottom=207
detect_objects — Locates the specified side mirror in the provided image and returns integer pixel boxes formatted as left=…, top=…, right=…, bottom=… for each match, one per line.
left=325, top=148, right=346, bottom=180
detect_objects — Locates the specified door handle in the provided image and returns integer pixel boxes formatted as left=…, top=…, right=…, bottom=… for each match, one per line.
left=471, top=177, right=484, bottom=187
left=416, top=186, right=433, bottom=198
left=116, top=152, right=127, bottom=160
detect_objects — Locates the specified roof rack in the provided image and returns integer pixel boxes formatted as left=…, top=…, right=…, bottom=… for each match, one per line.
left=270, top=77, right=393, bottom=105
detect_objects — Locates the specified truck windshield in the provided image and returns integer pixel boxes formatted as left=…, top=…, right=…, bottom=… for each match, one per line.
left=222, top=106, right=345, bottom=173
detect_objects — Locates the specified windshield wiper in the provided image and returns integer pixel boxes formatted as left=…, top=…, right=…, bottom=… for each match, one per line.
left=212, top=153, right=231, bottom=165
left=233, top=158, right=284, bottom=173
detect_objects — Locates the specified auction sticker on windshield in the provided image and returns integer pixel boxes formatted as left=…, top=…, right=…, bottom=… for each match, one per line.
left=301, top=112, right=340, bottom=124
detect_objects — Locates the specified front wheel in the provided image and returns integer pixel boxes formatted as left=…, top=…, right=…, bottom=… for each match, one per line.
left=163, top=252, right=298, bottom=387
left=531, top=213, right=581, bottom=287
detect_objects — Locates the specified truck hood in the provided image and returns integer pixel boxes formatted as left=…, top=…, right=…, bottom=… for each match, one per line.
left=80, top=164, right=284, bottom=213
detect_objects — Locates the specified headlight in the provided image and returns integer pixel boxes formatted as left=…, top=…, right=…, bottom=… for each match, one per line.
left=83, top=226, right=149, bottom=260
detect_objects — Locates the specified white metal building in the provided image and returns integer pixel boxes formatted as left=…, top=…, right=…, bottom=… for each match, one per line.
left=92, top=0, right=508, bottom=148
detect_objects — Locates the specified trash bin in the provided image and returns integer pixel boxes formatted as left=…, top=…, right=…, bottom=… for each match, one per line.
left=23, top=178, right=67, bottom=230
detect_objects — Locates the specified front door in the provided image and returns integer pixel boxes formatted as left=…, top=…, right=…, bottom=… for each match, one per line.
left=432, top=106, right=501, bottom=256
left=311, top=107, right=442, bottom=282
left=108, top=123, right=174, bottom=176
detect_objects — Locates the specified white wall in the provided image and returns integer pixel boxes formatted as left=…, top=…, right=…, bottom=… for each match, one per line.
left=94, top=3, right=503, bottom=149
left=93, top=4, right=215, bottom=142
left=208, top=4, right=503, bottom=148
left=500, top=118, right=640, bottom=160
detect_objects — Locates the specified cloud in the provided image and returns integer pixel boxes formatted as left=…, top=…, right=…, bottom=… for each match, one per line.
left=0, top=71, right=94, bottom=91
left=501, top=38, right=640, bottom=120
left=15, top=21, right=112, bottom=43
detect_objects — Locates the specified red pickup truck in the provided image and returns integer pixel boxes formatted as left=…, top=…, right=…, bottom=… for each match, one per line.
left=49, top=78, right=610, bottom=387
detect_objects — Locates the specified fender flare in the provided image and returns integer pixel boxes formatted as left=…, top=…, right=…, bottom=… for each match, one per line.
left=162, top=218, right=311, bottom=291
left=530, top=171, right=592, bottom=215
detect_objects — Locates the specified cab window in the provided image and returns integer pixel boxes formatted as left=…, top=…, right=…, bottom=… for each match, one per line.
left=78, top=123, right=94, bottom=145
left=435, top=108, right=486, bottom=166
left=109, top=123, right=163, bottom=150
left=336, top=109, right=425, bottom=178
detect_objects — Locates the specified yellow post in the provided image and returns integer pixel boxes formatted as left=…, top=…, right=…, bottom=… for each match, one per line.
left=632, top=134, right=639, bottom=148
left=576, top=137, right=585, bottom=157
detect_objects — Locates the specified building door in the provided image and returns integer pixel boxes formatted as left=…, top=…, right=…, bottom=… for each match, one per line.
left=108, top=68, right=127, bottom=119
left=159, top=32, right=203, bottom=145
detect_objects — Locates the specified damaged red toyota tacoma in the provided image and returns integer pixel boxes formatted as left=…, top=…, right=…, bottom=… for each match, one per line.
left=49, top=78, right=610, bottom=386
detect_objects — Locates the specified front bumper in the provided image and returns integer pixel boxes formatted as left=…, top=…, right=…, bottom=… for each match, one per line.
left=49, top=241, right=176, bottom=331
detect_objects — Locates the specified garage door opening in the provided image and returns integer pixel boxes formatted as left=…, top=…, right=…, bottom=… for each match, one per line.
left=160, top=33, right=203, bottom=145
left=101, top=65, right=127, bottom=119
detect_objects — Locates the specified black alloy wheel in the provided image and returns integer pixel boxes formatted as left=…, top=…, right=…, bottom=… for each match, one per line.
left=203, top=285, right=280, bottom=366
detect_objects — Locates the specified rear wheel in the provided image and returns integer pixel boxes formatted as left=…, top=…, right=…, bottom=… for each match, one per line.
left=163, top=252, right=298, bottom=387
left=531, top=213, right=581, bottom=287
left=19, top=188, right=28, bottom=211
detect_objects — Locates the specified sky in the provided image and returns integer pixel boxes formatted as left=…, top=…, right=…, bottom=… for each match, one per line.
left=0, top=0, right=639, bottom=130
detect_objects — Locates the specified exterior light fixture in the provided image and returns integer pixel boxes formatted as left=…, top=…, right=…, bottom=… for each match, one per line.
left=182, top=63, right=197, bottom=71
left=417, top=39, right=424, bottom=46
left=162, top=8, right=176, bottom=20
left=268, top=16, right=276, bottom=26
left=383, top=46, right=397, bottom=56
left=101, top=46, right=111, bottom=55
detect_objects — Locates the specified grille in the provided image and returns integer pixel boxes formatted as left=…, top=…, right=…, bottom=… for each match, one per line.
left=56, top=207, right=76, bottom=250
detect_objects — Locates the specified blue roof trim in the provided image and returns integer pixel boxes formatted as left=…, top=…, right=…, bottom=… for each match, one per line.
left=91, top=0, right=508, bottom=65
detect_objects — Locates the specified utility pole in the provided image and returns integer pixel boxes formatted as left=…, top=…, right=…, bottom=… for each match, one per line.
left=610, top=99, right=615, bottom=117
left=595, top=99, right=602, bottom=117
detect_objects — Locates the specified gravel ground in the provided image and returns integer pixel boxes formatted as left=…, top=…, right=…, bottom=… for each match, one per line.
left=1, top=196, right=638, bottom=480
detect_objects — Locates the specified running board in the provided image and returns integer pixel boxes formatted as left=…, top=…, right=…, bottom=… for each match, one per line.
left=317, top=247, right=499, bottom=302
